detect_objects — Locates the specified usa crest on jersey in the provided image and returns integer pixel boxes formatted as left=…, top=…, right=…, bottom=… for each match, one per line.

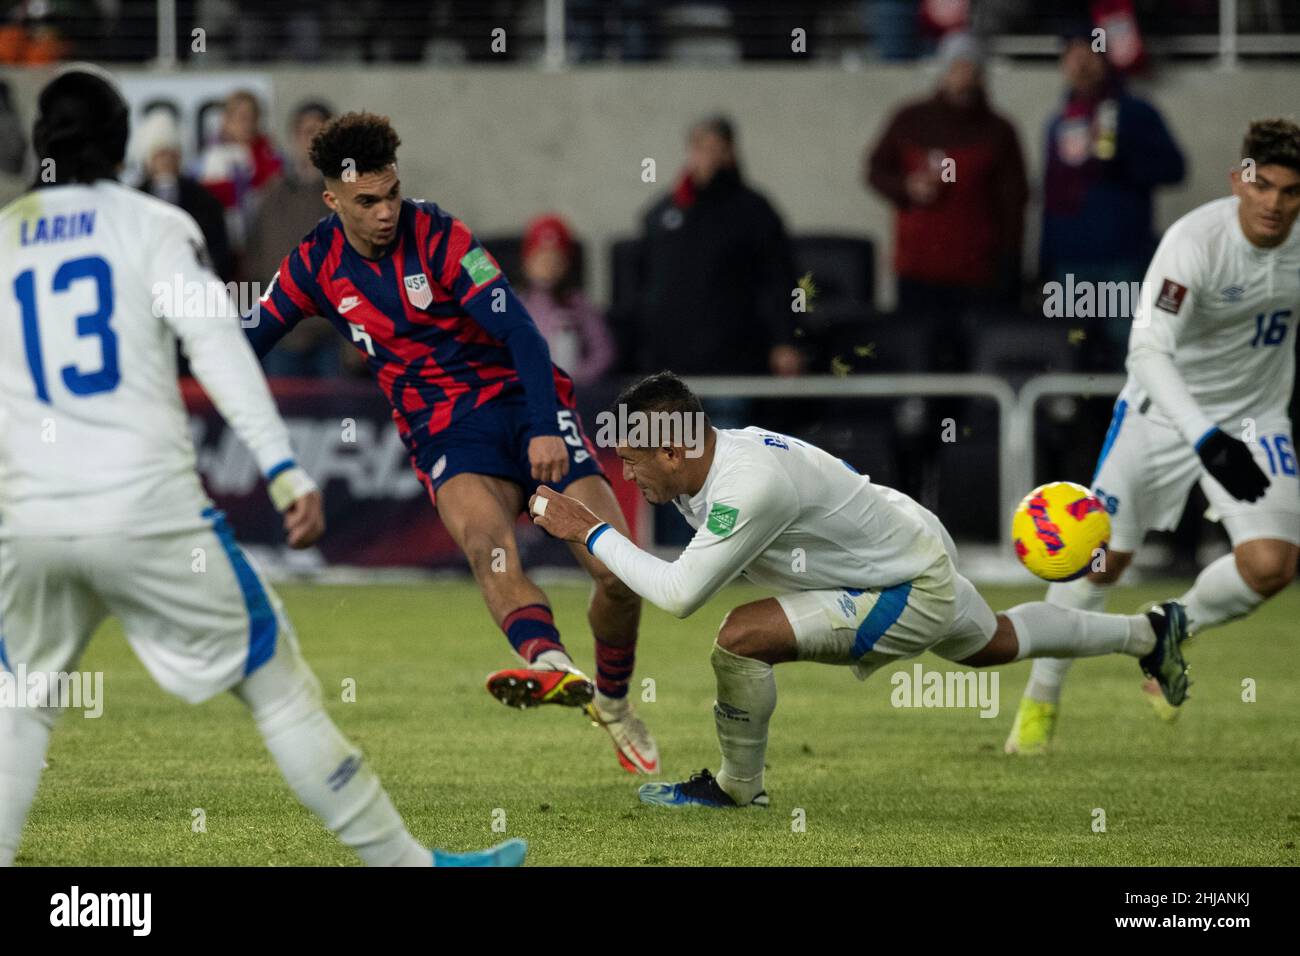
left=403, top=272, right=432, bottom=309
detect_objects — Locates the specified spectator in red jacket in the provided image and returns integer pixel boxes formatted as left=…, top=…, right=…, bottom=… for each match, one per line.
left=196, top=89, right=283, bottom=260
left=866, top=32, right=1028, bottom=510
left=866, top=31, right=1028, bottom=344
left=517, top=213, right=615, bottom=387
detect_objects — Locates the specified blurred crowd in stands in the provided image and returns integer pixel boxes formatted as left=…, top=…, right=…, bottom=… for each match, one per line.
left=2, top=0, right=1293, bottom=560
left=31, top=19, right=1184, bottom=396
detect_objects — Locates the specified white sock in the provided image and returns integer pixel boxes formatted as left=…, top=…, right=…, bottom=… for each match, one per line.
left=1024, top=578, right=1110, bottom=703
left=533, top=649, right=576, bottom=672
left=0, top=706, right=54, bottom=867
left=594, top=690, right=629, bottom=716
left=710, top=642, right=776, bottom=805
left=1178, top=553, right=1264, bottom=635
left=234, top=650, right=429, bottom=867
left=1006, top=602, right=1153, bottom=662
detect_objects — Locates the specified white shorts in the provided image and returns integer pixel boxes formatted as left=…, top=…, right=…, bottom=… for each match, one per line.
left=0, top=509, right=296, bottom=705
left=1091, top=400, right=1300, bottom=552
left=776, top=552, right=998, bottom=681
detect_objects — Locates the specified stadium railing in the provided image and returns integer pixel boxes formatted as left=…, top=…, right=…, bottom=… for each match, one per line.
left=1009, top=370, right=1128, bottom=507
left=683, top=373, right=1019, bottom=551
left=683, top=372, right=1131, bottom=557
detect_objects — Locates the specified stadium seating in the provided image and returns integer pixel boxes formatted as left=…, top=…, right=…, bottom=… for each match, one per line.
left=971, top=317, right=1081, bottom=389
left=790, top=233, right=876, bottom=317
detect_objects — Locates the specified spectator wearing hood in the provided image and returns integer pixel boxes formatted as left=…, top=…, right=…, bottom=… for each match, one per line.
left=136, top=108, right=235, bottom=282
left=1039, top=25, right=1185, bottom=364
left=867, top=32, right=1029, bottom=326
left=516, top=213, right=615, bottom=387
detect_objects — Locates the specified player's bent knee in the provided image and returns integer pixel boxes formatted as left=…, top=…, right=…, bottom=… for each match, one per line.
left=958, top=613, right=1019, bottom=667
left=462, top=531, right=517, bottom=578
left=716, top=612, right=766, bottom=660
left=1237, top=545, right=1299, bottom=597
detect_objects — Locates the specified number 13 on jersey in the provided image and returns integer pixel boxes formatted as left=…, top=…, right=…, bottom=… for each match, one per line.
left=12, top=254, right=119, bottom=403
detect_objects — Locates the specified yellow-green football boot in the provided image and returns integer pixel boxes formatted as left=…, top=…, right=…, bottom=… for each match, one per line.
left=1003, top=697, right=1059, bottom=755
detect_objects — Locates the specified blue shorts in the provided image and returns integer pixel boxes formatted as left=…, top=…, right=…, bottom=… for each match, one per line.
left=411, top=393, right=605, bottom=507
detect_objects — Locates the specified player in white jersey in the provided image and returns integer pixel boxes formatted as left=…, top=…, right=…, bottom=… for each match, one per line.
left=0, top=67, right=523, bottom=866
left=1006, top=118, right=1300, bottom=755
left=525, top=373, right=1190, bottom=808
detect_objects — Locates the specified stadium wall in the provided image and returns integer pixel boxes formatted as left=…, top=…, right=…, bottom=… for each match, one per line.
left=1, top=64, right=1294, bottom=306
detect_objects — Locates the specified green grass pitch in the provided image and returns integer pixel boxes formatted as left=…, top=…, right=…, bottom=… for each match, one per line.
left=16, top=580, right=1300, bottom=866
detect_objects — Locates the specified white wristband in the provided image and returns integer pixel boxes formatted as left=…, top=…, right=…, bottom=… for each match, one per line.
left=268, top=466, right=318, bottom=512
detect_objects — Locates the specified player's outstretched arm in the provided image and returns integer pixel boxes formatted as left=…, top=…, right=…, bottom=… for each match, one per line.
left=529, top=479, right=795, bottom=619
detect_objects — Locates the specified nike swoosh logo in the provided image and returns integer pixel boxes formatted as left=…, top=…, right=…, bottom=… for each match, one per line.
left=339, top=297, right=361, bottom=314
left=621, top=739, right=658, bottom=772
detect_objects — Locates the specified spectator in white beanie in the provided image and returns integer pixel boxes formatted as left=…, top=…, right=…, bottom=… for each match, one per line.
left=136, top=107, right=234, bottom=281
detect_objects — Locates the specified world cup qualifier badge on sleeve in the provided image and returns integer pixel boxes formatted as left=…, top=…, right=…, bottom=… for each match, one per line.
left=1156, top=278, right=1188, bottom=314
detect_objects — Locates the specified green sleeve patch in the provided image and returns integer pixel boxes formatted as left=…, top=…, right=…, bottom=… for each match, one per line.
left=706, top=503, right=740, bottom=537
left=461, top=246, right=501, bottom=286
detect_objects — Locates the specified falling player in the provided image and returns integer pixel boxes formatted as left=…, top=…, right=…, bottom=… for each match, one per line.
left=1005, top=118, right=1300, bottom=755
left=526, top=372, right=1189, bottom=808
left=0, top=67, right=523, bottom=866
left=244, top=112, right=657, bottom=774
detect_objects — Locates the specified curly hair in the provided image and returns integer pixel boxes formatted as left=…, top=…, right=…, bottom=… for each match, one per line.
left=1242, top=118, right=1300, bottom=174
left=309, top=111, right=401, bottom=180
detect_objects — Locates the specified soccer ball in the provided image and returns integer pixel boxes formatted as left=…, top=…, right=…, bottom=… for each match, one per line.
left=1011, top=481, right=1110, bottom=582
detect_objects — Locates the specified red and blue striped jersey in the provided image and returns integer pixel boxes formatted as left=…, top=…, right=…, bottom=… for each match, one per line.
left=246, top=198, right=571, bottom=456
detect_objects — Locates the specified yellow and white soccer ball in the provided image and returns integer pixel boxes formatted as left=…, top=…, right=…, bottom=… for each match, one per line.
left=1011, top=481, right=1110, bottom=582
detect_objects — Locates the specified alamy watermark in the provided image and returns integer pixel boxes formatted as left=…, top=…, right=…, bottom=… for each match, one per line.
left=890, top=664, right=999, bottom=718
left=151, top=275, right=266, bottom=326
left=593, top=406, right=708, bottom=458
left=1042, top=274, right=1164, bottom=327
left=0, top=665, right=104, bottom=718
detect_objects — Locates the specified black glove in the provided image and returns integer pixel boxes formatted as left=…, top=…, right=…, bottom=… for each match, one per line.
left=1197, top=428, right=1270, bottom=502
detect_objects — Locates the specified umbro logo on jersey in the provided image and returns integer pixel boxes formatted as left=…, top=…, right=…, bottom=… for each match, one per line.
left=339, top=295, right=361, bottom=314
left=1220, top=285, right=1245, bottom=301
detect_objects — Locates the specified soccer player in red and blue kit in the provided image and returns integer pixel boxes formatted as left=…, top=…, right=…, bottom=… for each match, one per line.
left=244, top=112, right=658, bottom=774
